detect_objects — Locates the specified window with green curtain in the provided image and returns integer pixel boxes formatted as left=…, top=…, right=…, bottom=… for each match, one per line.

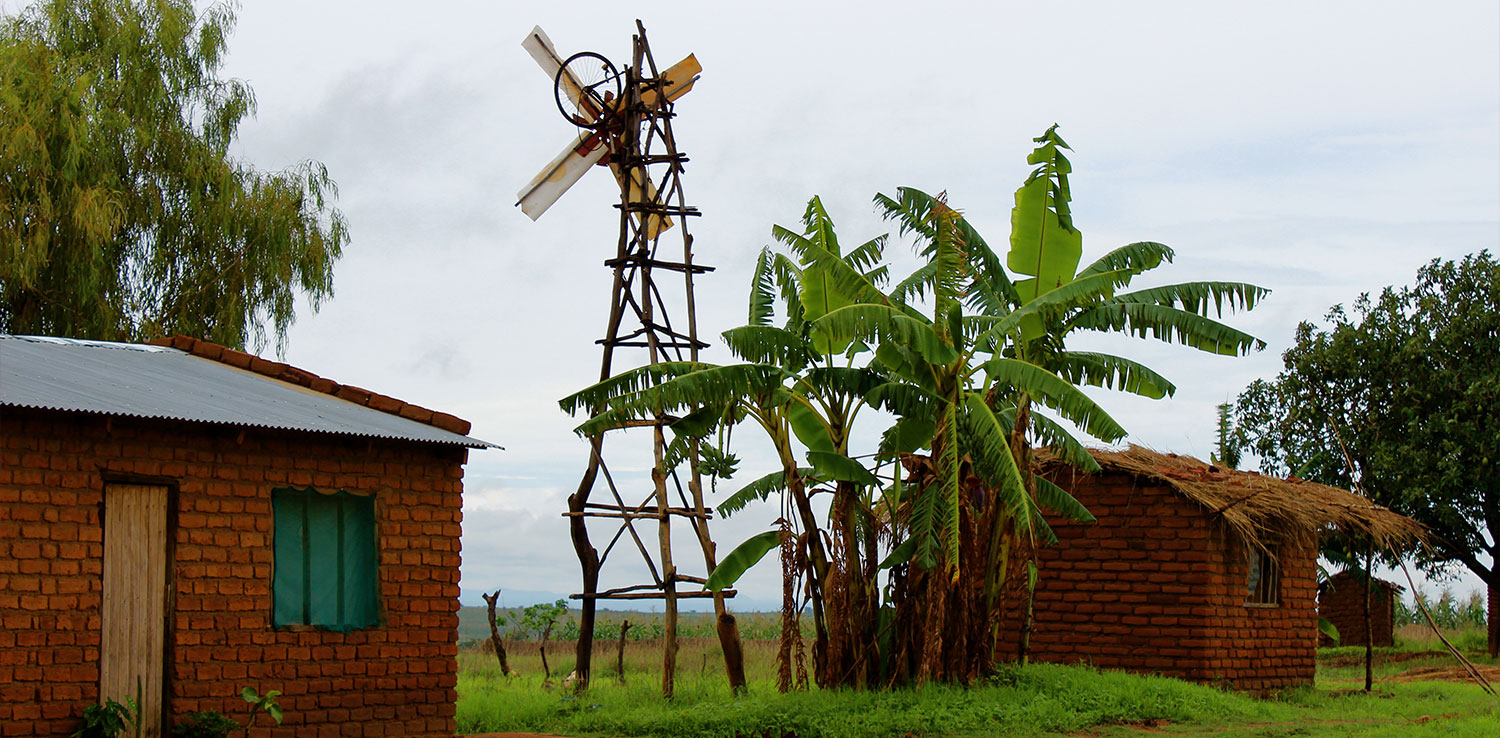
left=271, top=487, right=379, bottom=631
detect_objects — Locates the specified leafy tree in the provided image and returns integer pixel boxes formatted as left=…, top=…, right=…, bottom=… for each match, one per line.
left=563, top=126, right=1268, bottom=690
left=821, top=136, right=1262, bottom=681
left=520, top=599, right=569, bottom=680
left=815, top=187, right=1121, bottom=685
left=564, top=197, right=896, bottom=690
left=1233, top=251, right=1499, bottom=655
left=0, top=0, right=347, bottom=351
left=1210, top=403, right=1241, bottom=470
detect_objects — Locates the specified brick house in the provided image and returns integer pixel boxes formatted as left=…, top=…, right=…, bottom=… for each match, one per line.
left=0, top=334, right=496, bottom=737
left=1318, top=570, right=1400, bottom=647
left=996, top=446, right=1421, bottom=693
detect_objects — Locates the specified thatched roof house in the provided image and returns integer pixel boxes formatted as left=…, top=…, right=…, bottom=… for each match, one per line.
left=996, top=445, right=1422, bottom=693
left=1062, top=447, right=1424, bottom=552
left=1318, top=571, right=1403, bottom=647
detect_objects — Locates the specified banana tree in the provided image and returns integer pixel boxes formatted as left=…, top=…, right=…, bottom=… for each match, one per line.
left=967, top=126, right=1268, bottom=662
left=807, top=189, right=1129, bottom=683
left=561, top=197, right=893, bottom=690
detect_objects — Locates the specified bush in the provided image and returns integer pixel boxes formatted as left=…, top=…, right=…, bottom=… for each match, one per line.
left=171, top=711, right=240, bottom=738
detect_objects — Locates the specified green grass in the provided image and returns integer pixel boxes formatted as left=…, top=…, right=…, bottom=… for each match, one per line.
left=456, top=636, right=1500, bottom=737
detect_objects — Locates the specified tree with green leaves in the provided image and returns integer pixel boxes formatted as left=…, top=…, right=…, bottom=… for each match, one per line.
left=1, top=0, right=347, bottom=351
left=1233, top=251, right=1499, bottom=656
left=520, top=599, right=570, bottom=681
left=834, top=129, right=1264, bottom=678
left=563, top=126, right=1268, bottom=689
left=563, top=197, right=896, bottom=690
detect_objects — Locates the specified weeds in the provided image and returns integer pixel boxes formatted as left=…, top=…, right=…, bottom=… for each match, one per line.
left=455, top=640, right=1500, bottom=737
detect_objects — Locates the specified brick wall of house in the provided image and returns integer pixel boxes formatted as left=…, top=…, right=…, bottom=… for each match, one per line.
left=997, top=469, right=1317, bottom=692
left=1317, top=571, right=1396, bottom=647
left=1198, top=533, right=1318, bottom=692
left=0, top=407, right=466, bottom=738
left=996, top=471, right=1220, bottom=681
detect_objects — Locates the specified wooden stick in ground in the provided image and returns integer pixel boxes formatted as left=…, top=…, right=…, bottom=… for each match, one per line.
left=1398, top=559, right=1496, bottom=696
left=541, top=620, right=554, bottom=681
left=1364, top=541, right=1374, bottom=692
left=480, top=590, right=513, bottom=676
left=616, top=619, right=631, bottom=683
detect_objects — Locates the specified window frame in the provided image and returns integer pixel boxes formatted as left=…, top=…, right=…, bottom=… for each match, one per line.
left=270, top=486, right=382, bottom=631
left=1245, top=544, right=1280, bottom=607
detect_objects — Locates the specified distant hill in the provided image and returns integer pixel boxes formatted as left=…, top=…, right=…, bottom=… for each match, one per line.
left=458, top=588, right=779, bottom=612
left=456, top=604, right=784, bottom=644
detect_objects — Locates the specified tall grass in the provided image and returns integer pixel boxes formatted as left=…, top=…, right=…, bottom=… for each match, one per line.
left=458, top=657, right=1261, bottom=737
left=1395, top=623, right=1490, bottom=653
left=456, top=640, right=1500, bottom=737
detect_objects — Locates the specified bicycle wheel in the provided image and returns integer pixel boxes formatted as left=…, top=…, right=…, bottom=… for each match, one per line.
left=555, top=51, right=623, bottom=129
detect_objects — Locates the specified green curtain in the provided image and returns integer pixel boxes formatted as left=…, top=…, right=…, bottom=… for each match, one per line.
left=272, top=488, right=379, bottom=630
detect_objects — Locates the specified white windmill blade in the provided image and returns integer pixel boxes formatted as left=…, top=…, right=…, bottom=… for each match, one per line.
left=523, top=25, right=597, bottom=118
left=516, top=132, right=608, bottom=221
left=522, top=26, right=566, bottom=79
left=517, top=25, right=607, bottom=220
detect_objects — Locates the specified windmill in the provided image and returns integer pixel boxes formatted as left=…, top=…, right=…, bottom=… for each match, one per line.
left=516, top=21, right=746, bottom=696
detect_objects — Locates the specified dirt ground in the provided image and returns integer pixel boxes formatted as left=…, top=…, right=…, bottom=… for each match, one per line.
left=1385, top=663, right=1500, bottom=684
left=1317, top=650, right=1451, bottom=667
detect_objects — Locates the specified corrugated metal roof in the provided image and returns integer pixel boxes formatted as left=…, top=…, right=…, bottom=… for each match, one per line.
left=0, top=335, right=496, bottom=449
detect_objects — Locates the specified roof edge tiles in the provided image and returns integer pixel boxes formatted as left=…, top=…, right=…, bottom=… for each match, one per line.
left=148, top=335, right=471, bottom=436
left=0, top=334, right=495, bottom=449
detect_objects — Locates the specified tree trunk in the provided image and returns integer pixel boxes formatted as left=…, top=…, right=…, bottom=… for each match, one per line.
left=541, top=620, right=554, bottom=681
left=480, top=590, right=512, bottom=676
left=684, top=459, right=748, bottom=693
left=615, top=619, right=631, bottom=683
left=715, top=613, right=747, bottom=692
left=784, top=462, right=830, bottom=685
left=777, top=515, right=796, bottom=693
left=1008, top=398, right=1036, bottom=665
left=567, top=438, right=605, bottom=691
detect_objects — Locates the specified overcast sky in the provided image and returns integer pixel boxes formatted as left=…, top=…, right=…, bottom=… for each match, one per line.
left=165, top=0, right=1500, bottom=608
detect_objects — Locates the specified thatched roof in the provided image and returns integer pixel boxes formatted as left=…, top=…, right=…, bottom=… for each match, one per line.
left=1039, top=445, right=1426, bottom=553
left=1320, top=570, right=1403, bottom=594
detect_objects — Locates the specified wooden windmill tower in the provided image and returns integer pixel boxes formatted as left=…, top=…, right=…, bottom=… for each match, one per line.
left=516, top=21, right=745, bottom=695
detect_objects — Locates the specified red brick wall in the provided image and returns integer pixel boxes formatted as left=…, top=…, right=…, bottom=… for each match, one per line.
left=0, top=407, right=466, bottom=737
left=1198, top=532, right=1317, bottom=692
left=997, top=469, right=1317, bottom=692
left=1317, top=571, right=1396, bottom=647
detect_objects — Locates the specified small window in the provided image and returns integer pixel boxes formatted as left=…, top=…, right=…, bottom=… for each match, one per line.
left=1246, top=546, right=1279, bottom=606
left=272, top=487, right=379, bottom=630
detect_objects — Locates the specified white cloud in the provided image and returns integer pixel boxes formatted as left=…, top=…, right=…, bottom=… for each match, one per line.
left=211, top=0, right=1498, bottom=606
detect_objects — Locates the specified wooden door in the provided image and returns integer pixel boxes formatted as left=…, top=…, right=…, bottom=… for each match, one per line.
left=101, top=484, right=169, bottom=737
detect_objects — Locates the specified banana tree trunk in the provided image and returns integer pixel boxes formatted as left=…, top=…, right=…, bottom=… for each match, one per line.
left=684, top=450, right=747, bottom=692
left=1008, top=397, right=1037, bottom=664
left=784, top=460, right=831, bottom=684
left=825, top=480, right=878, bottom=687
